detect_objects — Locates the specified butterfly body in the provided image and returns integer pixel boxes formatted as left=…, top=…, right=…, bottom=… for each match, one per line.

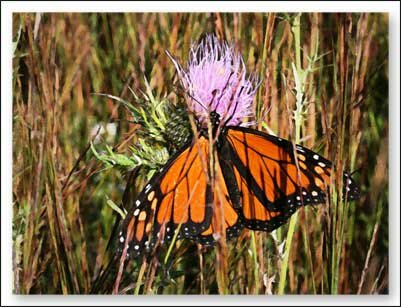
left=118, top=111, right=359, bottom=258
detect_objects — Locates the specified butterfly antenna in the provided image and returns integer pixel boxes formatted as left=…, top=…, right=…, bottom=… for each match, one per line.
left=222, top=86, right=245, bottom=127
left=212, top=71, right=234, bottom=113
left=186, top=91, right=208, bottom=112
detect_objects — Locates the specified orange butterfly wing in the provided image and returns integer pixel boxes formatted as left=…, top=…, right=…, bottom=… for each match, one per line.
left=223, top=126, right=359, bottom=231
left=118, top=136, right=242, bottom=257
left=118, top=136, right=212, bottom=257
left=195, top=156, right=242, bottom=245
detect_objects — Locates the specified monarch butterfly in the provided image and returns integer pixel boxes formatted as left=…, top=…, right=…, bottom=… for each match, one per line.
left=117, top=110, right=360, bottom=258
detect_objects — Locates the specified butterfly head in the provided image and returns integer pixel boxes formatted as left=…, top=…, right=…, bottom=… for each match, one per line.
left=196, top=110, right=221, bottom=138
left=210, top=111, right=221, bottom=127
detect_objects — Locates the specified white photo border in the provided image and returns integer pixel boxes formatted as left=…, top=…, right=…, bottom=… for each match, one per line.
left=1, top=1, right=399, bottom=306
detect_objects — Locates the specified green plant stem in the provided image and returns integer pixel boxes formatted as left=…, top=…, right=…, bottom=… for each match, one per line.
left=250, top=231, right=260, bottom=293
left=134, top=261, right=147, bottom=295
left=278, top=13, right=303, bottom=294
left=278, top=210, right=298, bottom=294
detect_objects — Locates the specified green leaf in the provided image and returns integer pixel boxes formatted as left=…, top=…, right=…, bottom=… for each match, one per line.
left=106, top=198, right=126, bottom=219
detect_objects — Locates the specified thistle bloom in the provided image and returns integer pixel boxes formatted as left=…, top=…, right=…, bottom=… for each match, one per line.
left=170, top=34, right=259, bottom=127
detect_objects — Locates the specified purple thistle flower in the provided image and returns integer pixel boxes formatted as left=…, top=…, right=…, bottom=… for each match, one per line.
left=169, top=34, right=259, bottom=127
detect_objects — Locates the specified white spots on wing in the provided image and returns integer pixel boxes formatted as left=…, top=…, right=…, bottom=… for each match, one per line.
left=135, top=200, right=141, bottom=207
left=119, top=236, right=125, bottom=243
left=318, top=161, right=326, bottom=167
left=119, top=231, right=122, bottom=236
left=311, top=191, right=318, bottom=197
left=302, top=191, right=307, bottom=195
left=134, top=245, right=139, bottom=250
left=296, top=196, right=301, bottom=200
left=133, top=208, right=140, bottom=216
left=145, top=184, right=152, bottom=193
left=348, top=179, right=352, bottom=185
left=313, top=154, right=319, bottom=160
left=296, top=146, right=305, bottom=153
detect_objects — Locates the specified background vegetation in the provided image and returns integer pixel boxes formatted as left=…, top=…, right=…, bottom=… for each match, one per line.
left=12, top=12, right=388, bottom=294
